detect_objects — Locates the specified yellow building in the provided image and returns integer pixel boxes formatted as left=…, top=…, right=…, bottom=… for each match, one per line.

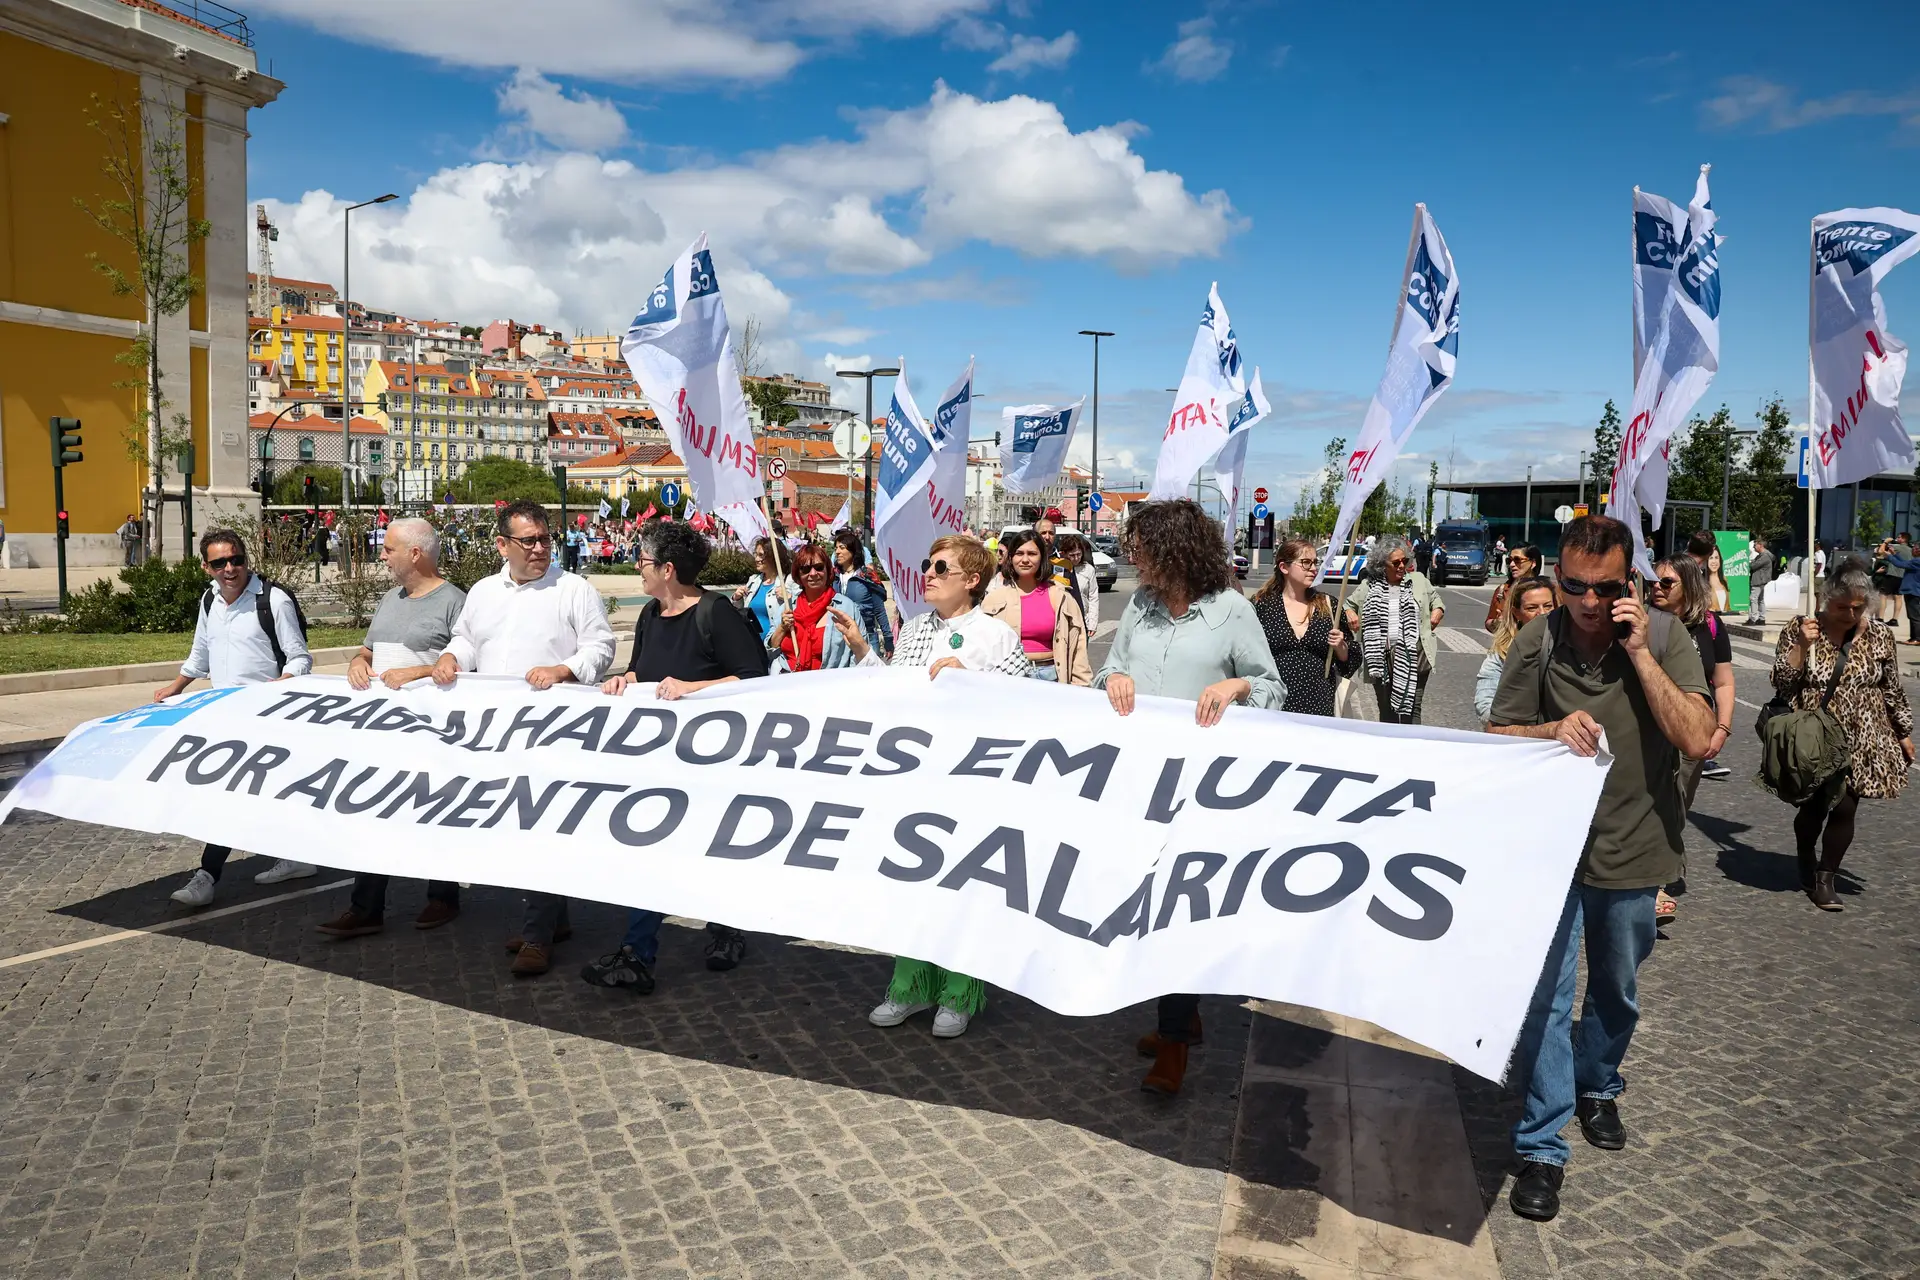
left=0, top=0, right=281, bottom=565
left=362, top=359, right=548, bottom=499
left=571, top=334, right=623, bottom=367
left=248, top=306, right=344, bottom=398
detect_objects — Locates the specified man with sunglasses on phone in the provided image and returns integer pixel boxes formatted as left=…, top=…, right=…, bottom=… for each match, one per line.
left=160, top=529, right=317, bottom=907
left=431, top=499, right=616, bottom=976
left=1488, top=514, right=1713, bottom=1222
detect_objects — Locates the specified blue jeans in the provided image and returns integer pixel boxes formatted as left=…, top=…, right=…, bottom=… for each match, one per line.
left=619, top=909, right=741, bottom=965
left=1029, top=663, right=1058, bottom=682
left=1510, top=882, right=1659, bottom=1166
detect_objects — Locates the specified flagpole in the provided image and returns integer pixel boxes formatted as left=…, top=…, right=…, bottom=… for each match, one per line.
left=1806, top=219, right=1819, bottom=619
left=1323, top=531, right=1362, bottom=678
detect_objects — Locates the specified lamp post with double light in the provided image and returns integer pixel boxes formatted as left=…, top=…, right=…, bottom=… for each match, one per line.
left=835, top=366, right=899, bottom=533
left=1078, top=330, right=1113, bottom=518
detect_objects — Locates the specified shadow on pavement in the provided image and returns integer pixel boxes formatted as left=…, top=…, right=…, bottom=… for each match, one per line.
left=46, top=854, right=1492, bottom=1249
left=1688, top=811, right=1865, bottom=897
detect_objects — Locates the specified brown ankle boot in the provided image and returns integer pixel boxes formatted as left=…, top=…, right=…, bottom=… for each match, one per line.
left=1808, top=871, right=1842, bottom=911
left=1141, top=1041, right=1188, bottom=1095
left=1136, top=1013, right=1205, bottom=1058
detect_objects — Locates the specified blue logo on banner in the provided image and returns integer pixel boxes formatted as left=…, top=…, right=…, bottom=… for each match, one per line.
left=1407, top=238, right=1451, bottom=330
left=1013, top=409, right=1071, bottom=454
left=661, top=482, right=682, bottom=507
left=1816, top=221, right=1916, bottom=276
left=45, top=688, right=244, bottom=782
left=630, top=249, right=720, bottom=330
left=878, top=397, right=931, bottom=499
left=932, top=380, right=971, bottom=443
left=1635, top=211, right=1681, bottom=268
left=686, top=249, right=719, bottom=300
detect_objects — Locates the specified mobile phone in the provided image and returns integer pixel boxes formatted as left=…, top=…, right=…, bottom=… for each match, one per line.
left=1615, top=616, right=1633, bottom=640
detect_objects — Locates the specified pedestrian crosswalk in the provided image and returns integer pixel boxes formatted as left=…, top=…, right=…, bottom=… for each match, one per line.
left=1435, top=627, right=1487, bottom=654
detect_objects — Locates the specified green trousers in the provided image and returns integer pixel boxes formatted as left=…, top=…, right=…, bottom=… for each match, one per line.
left=887, top=956, right=986, bottom=1015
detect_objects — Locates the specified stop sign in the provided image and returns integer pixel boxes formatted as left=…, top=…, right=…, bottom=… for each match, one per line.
left=1252, top=487, right=1269, bottom=504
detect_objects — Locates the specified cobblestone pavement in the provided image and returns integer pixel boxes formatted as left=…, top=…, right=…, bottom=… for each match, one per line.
left=1429, top=588, right=1920, bottom=1280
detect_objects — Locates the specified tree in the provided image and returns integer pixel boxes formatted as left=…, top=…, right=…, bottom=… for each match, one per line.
left=447, top=457, right=564, bottom=505
left=1424, top=459, right=1439, bottom=531
left=76, top=92, right=210, bottom=559
left=1289, top=438, right=1345, bottom=542
left=1730, top=397, right=1795, bottom=541
left=734, top=315, right=799, bottom=429
left=1666, top=404, right=1736, bottom=525
left=1591, top=399, right=1622, bottom=500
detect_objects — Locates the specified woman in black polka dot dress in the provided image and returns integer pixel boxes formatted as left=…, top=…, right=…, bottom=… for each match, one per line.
left=1251, top=537, right=1354, bottom=716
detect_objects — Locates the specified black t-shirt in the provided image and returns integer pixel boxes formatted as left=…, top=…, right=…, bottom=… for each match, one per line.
left=1687, top=615, right=1731, bottom=685
left=625, top=592, right=770, bottom=684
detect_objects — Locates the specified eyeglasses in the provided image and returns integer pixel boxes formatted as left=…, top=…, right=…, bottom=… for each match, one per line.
left=921, top=558, right=958, bottom=578
left=1654, top=576, right=1681, bottom=590
left=1384, top=557, right=1410, bottom=569
left=796, top=563, right=830, bottom=575
left=205, top=555, right=247, bottom=571
left=503, top=533, right=553, bottom=549
left=634, top=557, right=658, bottom=570
left=1290, top=557, right=1320, bottom=568
left=1561, top=575, right=1628, bottom=600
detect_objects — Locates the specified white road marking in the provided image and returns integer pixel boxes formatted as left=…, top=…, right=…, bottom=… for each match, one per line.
left=1435, top=627, right=1487, bottom=654
left=0, top=877, right=353, bottom=970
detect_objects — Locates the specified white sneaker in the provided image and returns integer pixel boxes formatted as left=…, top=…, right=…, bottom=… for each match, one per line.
left=931, top=1006, right=970, bottom=1038
left=868, top=998, right=932, bottom=1027
left=254, top=859, right=317, bottom=885
left=170, top=869, right=217, bottom=907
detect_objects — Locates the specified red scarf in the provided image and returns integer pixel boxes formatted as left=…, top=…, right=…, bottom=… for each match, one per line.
left=782, top=588, right=834, bottom=671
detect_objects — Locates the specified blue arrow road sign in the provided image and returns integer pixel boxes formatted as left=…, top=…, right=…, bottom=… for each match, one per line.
left=1088, top=492, right=1104, bottom=511
left=661, top=481, right=683, bottom=507
left=1253, top=502, right=1270, bottom=521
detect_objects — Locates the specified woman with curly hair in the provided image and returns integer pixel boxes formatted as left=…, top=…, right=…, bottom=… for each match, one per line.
left=1096, top=499, right=1283, bottom=1096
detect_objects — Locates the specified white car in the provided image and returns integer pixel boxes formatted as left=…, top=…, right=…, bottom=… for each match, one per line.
left=998, top=524, right=1118, bottom=591
left=1319, top=543, right=1368, bottom=583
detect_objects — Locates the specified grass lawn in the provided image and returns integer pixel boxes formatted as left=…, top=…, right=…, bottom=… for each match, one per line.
left=0, top=627, right=367, bottom=675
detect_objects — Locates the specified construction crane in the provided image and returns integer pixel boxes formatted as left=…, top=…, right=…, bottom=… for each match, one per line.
left=252, top=204, right=278, bottom=314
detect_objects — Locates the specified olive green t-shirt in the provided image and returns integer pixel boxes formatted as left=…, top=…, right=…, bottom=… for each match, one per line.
left=1489, top=608, right=1709, bottom=889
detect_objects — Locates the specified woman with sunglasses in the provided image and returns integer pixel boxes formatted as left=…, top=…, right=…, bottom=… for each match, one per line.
left=1474, top=575, right=1558, bottom=724
left=1485, top=542, right=1545, bottom=632
left=1344, top=533, right=1443, bottom=724
left=830, top=535, right=1033, bottom=1037
left=766, top=542, right=861, bottom=673
left=1250, top=537, right=1352, bottom=716
left=1097, top=500, right=1283, bottom=1096
left=982, top=528, right=1092, bottom=685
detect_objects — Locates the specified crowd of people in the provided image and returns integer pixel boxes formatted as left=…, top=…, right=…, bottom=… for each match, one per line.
left=149, top=498, right=1914, bottom=1228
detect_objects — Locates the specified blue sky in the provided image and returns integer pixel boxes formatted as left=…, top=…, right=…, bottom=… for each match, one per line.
left=241, top=0, right=1920, bottom=513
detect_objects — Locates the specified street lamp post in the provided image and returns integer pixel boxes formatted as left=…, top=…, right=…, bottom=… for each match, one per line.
left=1719, top=429, right=1758, bottom=529
left=1078, top=330, right=1113, bottom=531
left=341, top=193, right=396, bottom=570
left=835, top=367, right=899, bottom=534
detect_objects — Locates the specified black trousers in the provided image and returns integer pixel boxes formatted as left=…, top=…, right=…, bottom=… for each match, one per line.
left=1907, top=593, right=1920, bottom=643
left=201, top=843, right=231, bottom=880
left=1157, top=994, right=1201, bottom=1042
left=351, top=874, right=459, bottom=920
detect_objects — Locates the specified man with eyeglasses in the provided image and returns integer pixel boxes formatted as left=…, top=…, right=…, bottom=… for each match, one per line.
left=159, top=529, right=317, bottom=907
left=1488, top=514, right=1713, bottom=1223
left=432, top=499, right=617, bottom=976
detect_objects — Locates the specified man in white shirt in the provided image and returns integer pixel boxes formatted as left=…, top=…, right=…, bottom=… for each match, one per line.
left=158, top=529, right=317, bottom=907
left=432, top=500, right=616, bottom=976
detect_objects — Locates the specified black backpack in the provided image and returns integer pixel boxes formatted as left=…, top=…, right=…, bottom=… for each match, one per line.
left=202, top=578, right=309, bottom=674
left=631, top=590, right=770, bottom=678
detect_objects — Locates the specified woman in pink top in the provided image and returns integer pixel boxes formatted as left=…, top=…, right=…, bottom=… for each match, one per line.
left=982, top=528, right=1091, bottom=685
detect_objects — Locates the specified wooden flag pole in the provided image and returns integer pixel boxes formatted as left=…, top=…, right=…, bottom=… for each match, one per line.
left=1323, top=530, right=1363, bottom=678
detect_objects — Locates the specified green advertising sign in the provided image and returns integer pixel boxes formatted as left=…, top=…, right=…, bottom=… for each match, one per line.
left=1714, top=530, right=1750, bottom=613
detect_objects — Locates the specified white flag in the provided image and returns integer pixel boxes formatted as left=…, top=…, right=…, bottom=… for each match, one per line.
left=1809, top=208, right=1920, bottom=488
left=621, top=234, right=768, bottom=546
left=896, top=361, right=974, bottom=620
left=1608, top=168, right=1720, bottom=575
left=1149, top=284, right=1247, bottom=501
left=1000, top=399, right=1084, bottom=494
left=1213, top=367, right=1271, bottom=518
left=1320, top=206, right=1460, bottom=582
left=873, top=361, right=939, bottom=606
left=620, top=497, right=630, bottom=518
left=826, top=499, right=851, bottom=536
left=596, top=499, right=611, bottom=520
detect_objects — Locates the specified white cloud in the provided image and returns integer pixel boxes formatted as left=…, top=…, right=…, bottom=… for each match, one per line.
left=1151, top=16, right=1233, bottom=83
left=497, top=69, right=629, bottom=151
left=244, top=0, right=991, bottom=85
left=1702, top=75, right=1920, bottom=133
left=987, top=31, right=1079, bottom=75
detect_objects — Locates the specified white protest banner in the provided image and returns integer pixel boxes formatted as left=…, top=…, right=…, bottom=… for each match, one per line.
left=1213, top=367, right=1271, bottom=520
left=826, top=500, right=851, bottom=537
left=1608, top=168, right=1721, bottom=575
left=877, top=362, right=972, bottom=619
left=5, top=672, right=1609, bottom=1081
left=1150, top=284, right=1248, bottom=501
left=1000, top=400, right=1084, bottom=494
left=1808, top=208, right=1920, bottom=488
left=873, top=361, right=940, bottom=609
left=622, top=234, right=768, bottom=545
left=1320, top=206, right=1460, bottom=583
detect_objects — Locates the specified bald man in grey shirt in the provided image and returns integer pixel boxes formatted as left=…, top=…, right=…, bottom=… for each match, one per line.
left=317, top=519, right=467, bottom=937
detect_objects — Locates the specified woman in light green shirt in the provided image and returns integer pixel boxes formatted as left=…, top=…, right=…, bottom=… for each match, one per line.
left=1343, top=533, right=1444, bottom=724
left=1094, top=499, right=1283, bottom=1100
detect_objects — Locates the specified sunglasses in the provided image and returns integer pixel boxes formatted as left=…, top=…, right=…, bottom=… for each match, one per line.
left=1654, top=576, right=1681, bottom=590
left=1561, top=576, right=1628, bottom=600
left=920, top=558, right=960, bottom=578
left=503, top=533, right=553, bottom=549
left=796, top=563, right=831, bottom=575
left=1384, top=558, right=1410, bottom=569
left=205, top=555, right=247, bottom=571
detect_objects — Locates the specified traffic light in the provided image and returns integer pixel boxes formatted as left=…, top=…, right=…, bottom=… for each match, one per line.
left=376, top=392, right=389, bottom=414
left=50, top=417, right=82, bottom=467
left=56, top=510, right=70, bottom=537
left=302, top=474, right=317, bottom=508
left=176, top=441, right=195, bottom=478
